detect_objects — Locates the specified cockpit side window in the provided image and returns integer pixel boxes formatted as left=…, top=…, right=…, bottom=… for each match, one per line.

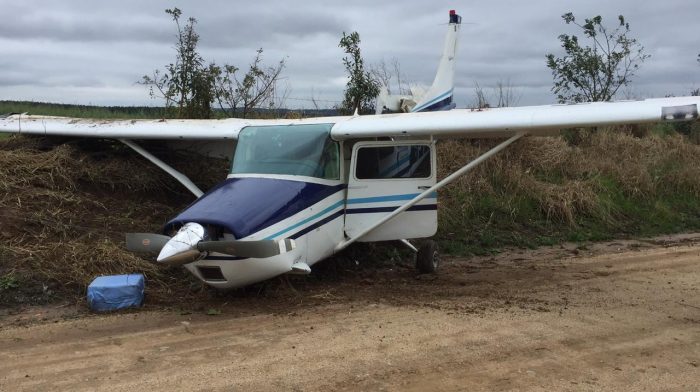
left=355, top=145, right=431, bottom=179
left=318, top=139, right=340, bottom=180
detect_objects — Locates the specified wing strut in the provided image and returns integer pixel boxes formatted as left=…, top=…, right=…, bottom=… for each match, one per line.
left=119, top=139, right=204, bottom=198
left=335, top=132, right=526, bottom=251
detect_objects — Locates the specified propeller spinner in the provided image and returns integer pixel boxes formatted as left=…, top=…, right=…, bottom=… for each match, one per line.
left=126, top=222, right=296, bottom=266
left=157, top=222, right=208, bottom=265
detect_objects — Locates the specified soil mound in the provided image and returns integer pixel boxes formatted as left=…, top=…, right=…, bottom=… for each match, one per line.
left=0, top=136, right=226, bottom=306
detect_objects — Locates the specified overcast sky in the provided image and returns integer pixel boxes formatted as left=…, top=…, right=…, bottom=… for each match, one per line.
left=1, top=0, right=698, bottom=109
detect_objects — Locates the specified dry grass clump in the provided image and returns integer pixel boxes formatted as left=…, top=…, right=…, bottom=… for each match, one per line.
left=437, top=137, right=602, bottom=226
left=4, top=239, right=186, bottom=303
left=0, top=143, right=167, bottom=193
left=437, top=129, right=700, bottom=227
left=586, top=130, right=700, bottom=197
left=0, top=136, right=226, bottom=305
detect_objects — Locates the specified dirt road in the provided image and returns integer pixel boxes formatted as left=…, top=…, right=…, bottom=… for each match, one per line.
left=1, top=236, right=699, bottom=391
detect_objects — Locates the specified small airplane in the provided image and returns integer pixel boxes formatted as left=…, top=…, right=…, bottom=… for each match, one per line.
left=1, top=11, right=699, bottom=289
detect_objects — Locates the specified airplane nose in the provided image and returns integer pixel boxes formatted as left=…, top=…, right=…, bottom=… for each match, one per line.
left=157, top=222, right=207, bottom=266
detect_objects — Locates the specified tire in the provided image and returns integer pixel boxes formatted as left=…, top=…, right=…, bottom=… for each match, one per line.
left=416, top=240, right=439, bottom=274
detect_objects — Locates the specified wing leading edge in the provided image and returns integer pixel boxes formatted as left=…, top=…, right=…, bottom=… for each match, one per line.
left=331, top=97, right=700, bottom=140
left=0, top=115, right=341, bottom=140
left=1, top=97, right=698, bottom=142
left=0, top=115, right=247, bottom=140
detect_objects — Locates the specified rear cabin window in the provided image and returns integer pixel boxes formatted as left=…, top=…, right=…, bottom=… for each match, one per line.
left=355, top=145, right=431, bottom=179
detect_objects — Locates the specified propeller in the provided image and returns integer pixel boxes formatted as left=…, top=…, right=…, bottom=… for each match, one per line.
left=125, top=222, right=296, bottom=266
left=125, top=233, right=171, bottom=253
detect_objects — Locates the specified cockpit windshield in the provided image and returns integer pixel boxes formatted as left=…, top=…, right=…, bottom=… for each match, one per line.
left=230, top=124, right=339, bottom=180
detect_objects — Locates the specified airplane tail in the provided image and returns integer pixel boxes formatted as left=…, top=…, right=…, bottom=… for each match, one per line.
left=375, top=10, right=462, bottom=114
left=410, top=10, right=461, bottom=112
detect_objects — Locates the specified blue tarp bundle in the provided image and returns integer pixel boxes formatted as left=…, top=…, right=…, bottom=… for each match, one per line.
left=87, top=274, right=145, bottom=312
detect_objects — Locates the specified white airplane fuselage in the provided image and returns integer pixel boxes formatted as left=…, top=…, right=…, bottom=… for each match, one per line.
left=184, top=173, right=347, bottom=288
left=171, top=124, right=438, bottom=288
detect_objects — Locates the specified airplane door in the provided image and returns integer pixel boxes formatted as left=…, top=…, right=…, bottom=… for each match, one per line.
left=345, top=140, right=437, bottom=242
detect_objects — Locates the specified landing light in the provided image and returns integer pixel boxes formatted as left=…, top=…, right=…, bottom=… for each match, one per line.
left=661, top=104, right=698, bottom=122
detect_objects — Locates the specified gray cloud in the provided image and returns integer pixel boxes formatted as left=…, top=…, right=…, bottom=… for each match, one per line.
left=0, top=2, right=171, bottom=43
left=199, top=10, right=350, bottom=49
left=0, top=0, right=698, bottom=108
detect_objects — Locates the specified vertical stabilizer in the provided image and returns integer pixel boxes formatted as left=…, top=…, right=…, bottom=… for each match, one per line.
left=411, top=10, right=461, bottom=112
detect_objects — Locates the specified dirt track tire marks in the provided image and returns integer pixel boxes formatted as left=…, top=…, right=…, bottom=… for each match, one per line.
left=1, top=236, right=700, bottom=391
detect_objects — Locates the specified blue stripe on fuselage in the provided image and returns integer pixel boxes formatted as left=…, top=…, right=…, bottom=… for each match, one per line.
left=264, top=192, right=438, bottom=240
left=171, top=177, right=438, bottom=256
left=289, top=210, right=345, bottom=239
left=346, top=192, right=437, bottom=204
left=411, top=89, right=454, bottom=112
left=264, top=199, right=345, bottom=240
left=346, top=204, right=437, bottom=214
left=164, top=177, right=346, bottom=239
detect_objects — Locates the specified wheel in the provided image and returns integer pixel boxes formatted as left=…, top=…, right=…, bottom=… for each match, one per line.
left=416, top=240, right=439, bottom=274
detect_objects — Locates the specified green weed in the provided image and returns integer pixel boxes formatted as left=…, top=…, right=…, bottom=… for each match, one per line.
left=0, top=273, right=19, bottom=291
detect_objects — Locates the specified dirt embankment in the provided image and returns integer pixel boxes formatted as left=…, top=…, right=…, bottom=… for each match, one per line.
left=0, top=136, right=227, bottom=306
left=1, top=234, right=699, bottom=391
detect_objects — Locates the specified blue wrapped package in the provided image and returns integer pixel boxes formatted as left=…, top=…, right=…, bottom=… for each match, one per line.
left=87, top=274, right=145, bottom=312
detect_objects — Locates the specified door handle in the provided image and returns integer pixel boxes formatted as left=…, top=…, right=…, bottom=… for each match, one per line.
left=417, top=186, right=431, bottom=190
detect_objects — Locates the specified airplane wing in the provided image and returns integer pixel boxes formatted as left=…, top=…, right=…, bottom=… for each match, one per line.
left=0, top=115, right=253, bottom=140
left=332, top=97, right=700, bottom=140
left=1, top=97, right=697, bottom=142
left=0, top=114, right=338, bottom=140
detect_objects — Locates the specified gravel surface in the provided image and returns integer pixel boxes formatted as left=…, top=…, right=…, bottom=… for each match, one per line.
left=2, top=234, right=699, bottom=391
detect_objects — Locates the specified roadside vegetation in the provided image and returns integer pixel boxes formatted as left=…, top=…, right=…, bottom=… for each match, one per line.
left=0, top=101, right=169, bottom=119
left=0, top=136, right=226, bottom=307
left=437, top=127, right=700, bottom=255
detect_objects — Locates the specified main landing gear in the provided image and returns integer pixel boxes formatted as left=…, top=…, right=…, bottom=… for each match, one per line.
left=400, top=239, right=440, bottom=274
left=415, top=240, right=440, bottom=274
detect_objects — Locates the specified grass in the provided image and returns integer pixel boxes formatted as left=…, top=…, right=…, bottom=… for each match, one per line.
left=0, top=273, right=19, bottom=291
left=0, top=100, right=170, bottom=119
left=436, top=130, right=700, bottom=255
left=0, top=136, right=228, bottom=305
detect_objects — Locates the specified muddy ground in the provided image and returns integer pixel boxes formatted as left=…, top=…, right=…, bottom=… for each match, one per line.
left=1, top=234, right=699, bottom=391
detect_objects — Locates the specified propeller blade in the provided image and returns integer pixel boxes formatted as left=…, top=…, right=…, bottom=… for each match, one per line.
left=126, top=233, right=171, bottom=253
left=197, top=238, right=295, bottom=259
left=157, top=249, right=202, bottom=266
